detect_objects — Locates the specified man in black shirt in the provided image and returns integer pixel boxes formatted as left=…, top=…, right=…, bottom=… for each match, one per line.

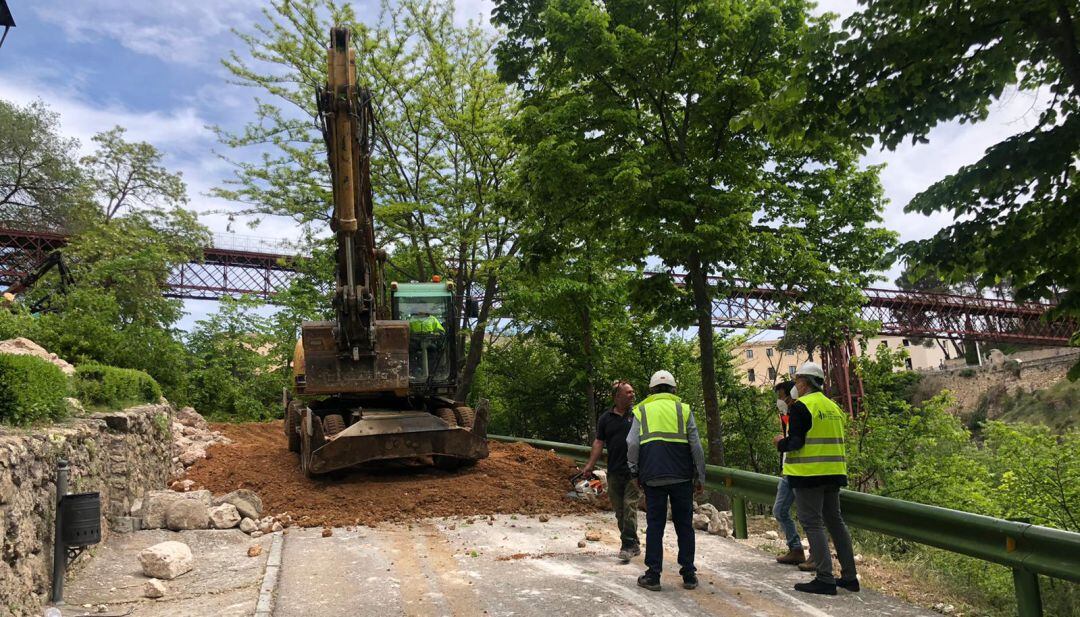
left=583, top=380, right=640, bottom=562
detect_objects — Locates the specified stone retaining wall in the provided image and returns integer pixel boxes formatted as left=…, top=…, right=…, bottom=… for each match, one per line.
left=0, top=404, right=173, bottom=616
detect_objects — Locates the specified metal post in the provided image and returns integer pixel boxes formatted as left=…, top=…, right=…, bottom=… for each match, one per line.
left=733, top=495, right=747, bottom=539
left=1012, top=568, right=1042, bottom=617
left=51, top=459, right=68, bottom=604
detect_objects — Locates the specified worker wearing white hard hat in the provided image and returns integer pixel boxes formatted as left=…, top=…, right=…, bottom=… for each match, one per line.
left=773, top=360, right=859, bottom=596
left=626, top=370, right=705, bottom=592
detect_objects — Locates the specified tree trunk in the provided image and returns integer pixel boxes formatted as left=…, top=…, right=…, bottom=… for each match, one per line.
left=582, top=301, right=597, bottom=442
left=455, top=269, right=498, bottom=402
left=688, top=258, right=725, bottom=466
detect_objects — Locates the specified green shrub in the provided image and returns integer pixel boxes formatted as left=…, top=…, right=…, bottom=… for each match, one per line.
left=959, top=367, right=977, bottom=378
left=75, top=363, right=161, bottom=407
left=0, top=353, right=68, bottom=425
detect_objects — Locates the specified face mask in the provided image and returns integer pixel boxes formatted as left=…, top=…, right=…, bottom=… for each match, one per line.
left=775, top=399, right=788, bottom=414
left=790, top=385, right=799, bottom=400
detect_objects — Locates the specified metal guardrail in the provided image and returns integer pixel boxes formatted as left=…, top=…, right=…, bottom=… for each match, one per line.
left=490, top=435, right=1080, bottom=617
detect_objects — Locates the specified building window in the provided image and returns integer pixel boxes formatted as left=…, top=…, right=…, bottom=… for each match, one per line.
left=786, top=349, right=794, bottom=357
left=904, top=358, right=913, bottom=370
left=746, top=349, right=754, bottom=359
left=788, top=365, right=796, bottom=376
left=747, top=369, right=756, bottom=382
left=766, top=348, right=774, bottom=357
left=768, top=367, right=777, bottom=380
left=902, top=339, right=911, bottom=347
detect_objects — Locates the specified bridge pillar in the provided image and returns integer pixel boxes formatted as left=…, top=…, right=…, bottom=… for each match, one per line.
left=822, top=339, right=863, bottom=416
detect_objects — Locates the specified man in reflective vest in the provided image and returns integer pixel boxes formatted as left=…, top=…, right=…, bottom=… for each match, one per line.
left=627, top=370, right=706, bottom=592
left=408, top=312, right=445, bottom=334
left=774, top=361, right=859, bottom=595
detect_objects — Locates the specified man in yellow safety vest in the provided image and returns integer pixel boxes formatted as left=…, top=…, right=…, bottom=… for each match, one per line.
left=627, top=370, right=706, bottom=592
left=408, top=312, right=445, bottom=335
left=774, top=361, right=859, bottom=595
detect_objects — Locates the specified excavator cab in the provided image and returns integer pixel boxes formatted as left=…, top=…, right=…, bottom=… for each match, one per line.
left=393, top=282, right=454, bottom=390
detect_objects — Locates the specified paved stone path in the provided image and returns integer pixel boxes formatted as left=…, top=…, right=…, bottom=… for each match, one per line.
left=62, top=514, right=935, bottom=617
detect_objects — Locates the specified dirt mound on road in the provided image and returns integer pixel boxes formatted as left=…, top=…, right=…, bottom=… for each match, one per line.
left=184, top=421, right=604, bottom=527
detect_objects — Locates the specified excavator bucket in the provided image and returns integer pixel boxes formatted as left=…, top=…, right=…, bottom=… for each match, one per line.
left=299, top=403, right=490, bottom=475
left=298, top=320, right=410, bottom=395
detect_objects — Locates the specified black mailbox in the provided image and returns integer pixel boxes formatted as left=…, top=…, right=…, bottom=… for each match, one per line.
left=61, top=492, right=101, bottom=547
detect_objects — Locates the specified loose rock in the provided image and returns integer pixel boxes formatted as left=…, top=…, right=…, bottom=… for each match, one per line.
left=166, top=499, right=210, bottom=531
left=250, top=531, right=264, bottom=538
left=538, top=515, right=550, bottom=523
left=692, top=513, right=710, bottom=531
left=765, top=530, right=779, bottom=540
left=176, top=406, right=209, bottom=430
left=322, top=528, right=333, bottom=538
left=239, top=517, right=258, bottom=534
left=143, top=490, right=211, bottom=529
left=0, top=337, right=75, bottom=375
left=247, top=545, right=263, bottom=557
left=209, top=503, right=241, bottom=529
left=138, top=541, right=194, bottom=580
left=577, top=540, right=587, bottom=548
left=585, top=530, right=601, bottom=541
left=213, top=489, right=264, bottom=520
left=143, top=579, right=167, bottom=599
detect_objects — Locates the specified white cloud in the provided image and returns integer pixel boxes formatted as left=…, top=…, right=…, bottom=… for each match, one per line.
left=0, top=72, right=212, bottom=152
left=33, top=0, right=267, bottom=66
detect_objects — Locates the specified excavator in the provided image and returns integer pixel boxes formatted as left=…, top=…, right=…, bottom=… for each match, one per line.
left=283, top=27, right=488, bottom=476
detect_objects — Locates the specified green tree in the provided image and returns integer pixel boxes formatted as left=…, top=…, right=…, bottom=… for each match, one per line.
left=0, top=99, right=89, bottom=231
left=216, top=0, right=521, bottom=398
left=80, top=127, right=188, bottom=221
left=185, top=298, right=288, bottom=420
left=818, top=0, right=1080, bottom=376
left=493, top=0, right=895, bottom=464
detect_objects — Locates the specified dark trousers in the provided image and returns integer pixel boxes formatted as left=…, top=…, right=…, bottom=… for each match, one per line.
left=643, top=481, right=695, bottom=577
left=794, top=485, right=857, bottom=584
left=607, top=471, right=640, bottom=550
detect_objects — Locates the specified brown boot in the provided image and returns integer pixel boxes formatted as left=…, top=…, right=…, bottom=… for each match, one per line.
left=798, top=558, right=818, bottom=572
left=776, top=548, right=806, bottom=565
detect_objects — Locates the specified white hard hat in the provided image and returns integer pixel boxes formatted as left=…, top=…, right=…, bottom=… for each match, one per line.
left=795, top=361, right=825, bottom=380
left=649, top=370, right=676, bottom=389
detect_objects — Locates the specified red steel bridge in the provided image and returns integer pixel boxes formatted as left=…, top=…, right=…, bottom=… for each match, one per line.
left=3, top=226, right=1074, bottom=347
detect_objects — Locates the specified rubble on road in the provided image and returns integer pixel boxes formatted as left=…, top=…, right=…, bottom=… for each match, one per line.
left=170, top=407, right=231, bottom=479
left=212, top=488, right=263, bottom=520
left=138, top=541, right=193, bottom=580
left=247, top=545, right=262, bottom=557
left=209, top=504, right=241, bottom=529
left=693, top=502, right=733, bottom=537
left=165, top=499, right=210, bottom=531
left=143, top=578, right=167, bottom=598
left=184, top=421, right=604, bottom=528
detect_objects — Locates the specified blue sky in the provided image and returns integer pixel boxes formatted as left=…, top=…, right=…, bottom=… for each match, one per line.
left=0, top=0, right=1047, bottom=331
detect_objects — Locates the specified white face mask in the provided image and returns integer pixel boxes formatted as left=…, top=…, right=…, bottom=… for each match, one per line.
left=790, top=385, right=799, bottom=400
left=776, top=399, right=788, bottom=413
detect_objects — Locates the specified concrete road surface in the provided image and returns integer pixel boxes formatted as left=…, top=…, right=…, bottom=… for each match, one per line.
left=274, top=513, right=931, bottom=617
left=61, top=513, right=934, bottom=617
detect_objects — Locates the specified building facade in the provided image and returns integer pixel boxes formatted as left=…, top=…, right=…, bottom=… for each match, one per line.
left=732, top=336, right=951, bottom=387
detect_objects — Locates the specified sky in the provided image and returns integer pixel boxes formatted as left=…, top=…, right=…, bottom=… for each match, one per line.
left=0, top=0, right=1043, bottom=331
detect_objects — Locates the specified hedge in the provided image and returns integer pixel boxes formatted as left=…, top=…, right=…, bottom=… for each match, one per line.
left=0, top=353, right=68, bottom=426
left=75, top=363, right=162, bottom=407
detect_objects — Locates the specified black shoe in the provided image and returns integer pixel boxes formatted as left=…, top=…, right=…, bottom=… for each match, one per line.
left=637, top=574, right=661, bottom=591
left=837, top=577, right=860, bottom=592
left=682, top=573, right=698, bottom=590
left=794, top=579, right=838, bottom=595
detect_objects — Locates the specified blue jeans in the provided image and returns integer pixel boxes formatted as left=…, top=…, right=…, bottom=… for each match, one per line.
left=773, top=476, right=802, bottom=551
left=643, top=481, right=696, bottom=577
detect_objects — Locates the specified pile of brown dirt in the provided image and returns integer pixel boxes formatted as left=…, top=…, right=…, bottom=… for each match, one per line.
left=184, top=421, right=605, bottom=527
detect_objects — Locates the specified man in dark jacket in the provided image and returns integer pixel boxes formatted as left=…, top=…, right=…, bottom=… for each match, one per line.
left=627, top=370, right=706, bottom=592
left=582, top=380, right=640, bottom=562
